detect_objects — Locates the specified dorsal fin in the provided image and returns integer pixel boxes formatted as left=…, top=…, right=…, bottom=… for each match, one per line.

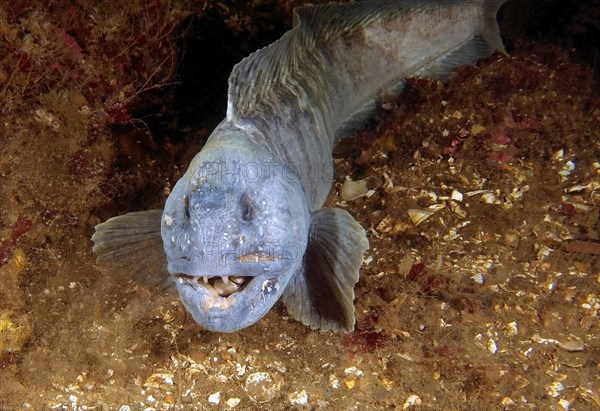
left=227, top=0, right=414, bottom=130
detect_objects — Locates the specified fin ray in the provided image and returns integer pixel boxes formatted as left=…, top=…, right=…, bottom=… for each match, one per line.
left=282, top=207, right=369, bottom=332
left=92, top=210, right=169, bottom=287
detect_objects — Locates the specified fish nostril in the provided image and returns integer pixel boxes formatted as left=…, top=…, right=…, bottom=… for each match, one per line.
left=240, top=193, right=255, bottom=222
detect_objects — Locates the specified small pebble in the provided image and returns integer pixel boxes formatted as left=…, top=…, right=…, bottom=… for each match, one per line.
left=559, top=399, right=571, bottom=410
left=344, top=378, right=355, bottom=389
left=488, top=339, right=498, bottom=354
left=329, top=374, right=340, bottom=389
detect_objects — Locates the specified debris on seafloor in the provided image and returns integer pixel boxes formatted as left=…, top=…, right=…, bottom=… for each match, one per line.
left=562, top=240, right=600, bottom=255
left=0, top=246, right=32, bottom=365
left=531, top=333, right=585, bottom=352
left=340, top=175, right=379, bottom=201
left=0, top=311, right=32, bottom=359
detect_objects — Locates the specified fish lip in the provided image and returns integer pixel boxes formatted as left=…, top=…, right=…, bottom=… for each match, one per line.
left=166, top=255, right=291, bottom=277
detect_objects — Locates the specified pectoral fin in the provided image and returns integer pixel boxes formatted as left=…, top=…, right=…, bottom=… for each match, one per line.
left=281, top=207, right=369, bottom=332
left=91, top=210, right=169, bottom=287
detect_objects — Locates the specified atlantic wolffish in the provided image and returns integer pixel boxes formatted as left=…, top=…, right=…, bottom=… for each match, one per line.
left=92, top=0, right=508, bottom=332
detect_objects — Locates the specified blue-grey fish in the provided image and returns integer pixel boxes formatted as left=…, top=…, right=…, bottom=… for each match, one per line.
left=92, top=0, right=507, bottom=333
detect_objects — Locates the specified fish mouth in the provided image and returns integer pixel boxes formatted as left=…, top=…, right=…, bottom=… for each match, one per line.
left=174, top=273, right=250, bottom=297
left=168, top=252, right=290, bottom=304
left=167, top=251, right=298, bottom=332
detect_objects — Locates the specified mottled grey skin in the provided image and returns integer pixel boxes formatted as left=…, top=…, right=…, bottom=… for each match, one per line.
left=92, top=0, right=507, bottom=333
left=162, top=129, right=310, bottom=331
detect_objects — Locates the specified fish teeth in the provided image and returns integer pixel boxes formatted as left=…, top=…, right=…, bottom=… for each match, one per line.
left=222, top=275, right=229, bottom=284
left=203, top=276, right=208, bottom=283
left=230, top=276, right=245, bottom=285
left=213, top=277, right=240, bottom=297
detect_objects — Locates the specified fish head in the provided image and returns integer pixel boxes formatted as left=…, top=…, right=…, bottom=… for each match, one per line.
left=161, top=135, right=309, bottom=332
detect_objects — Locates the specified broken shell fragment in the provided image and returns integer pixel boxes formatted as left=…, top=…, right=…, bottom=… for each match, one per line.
left=377, top=216, right=394, bottom=233
left=0, top=312, right=32, bottom=354
left=449, top=201, right=468, bottom=218
left=532, top=334, right=585, bottom=352
left=408, top=208, right=437, bottom=225
left=450, top=190, right=463, bottom=202
left=340, top=176, right=377, bottom=201
left=481, top=192, right=498, bottom=204
left=556, top=338, right=585, bottom=352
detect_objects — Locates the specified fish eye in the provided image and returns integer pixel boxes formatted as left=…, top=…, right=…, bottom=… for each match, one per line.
left=183, top=195, right=190, bottom=220
left=240, top=193, right=255, bottom=222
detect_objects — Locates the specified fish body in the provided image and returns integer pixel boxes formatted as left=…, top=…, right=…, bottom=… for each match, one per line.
left=92, top=0, right=507, bottom=332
